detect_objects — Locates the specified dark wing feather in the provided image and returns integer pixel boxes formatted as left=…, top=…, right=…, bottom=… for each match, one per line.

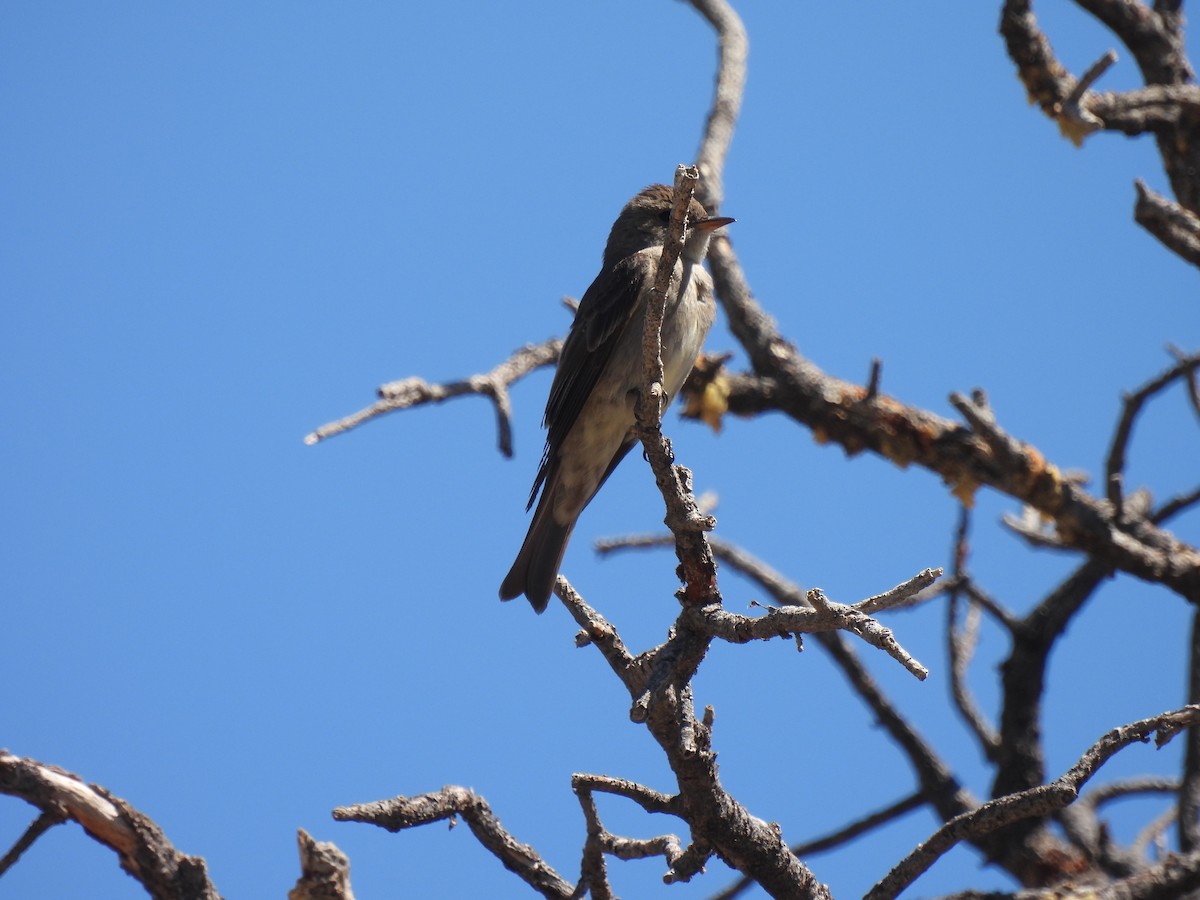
left=525, top=254, right=649, bottom=510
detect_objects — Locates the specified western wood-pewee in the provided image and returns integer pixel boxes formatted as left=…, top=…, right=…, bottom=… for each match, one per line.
left=499, top=184, right=733, bottom=613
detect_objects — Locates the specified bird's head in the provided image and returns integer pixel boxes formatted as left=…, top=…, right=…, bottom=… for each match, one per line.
left=603, top=184, right=734, bottom=267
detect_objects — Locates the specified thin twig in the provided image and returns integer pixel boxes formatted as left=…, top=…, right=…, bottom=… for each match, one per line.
left=682, top=573, right=939, bottom=680
left=574, top=783, right=615, bottom=900
left=1132, top=806, right=1177, bottom=860
left=1060, top=49, right=1119, bottom=140
left=304, top=339, right=561, bottom=454
left=1154, top=485, right=1200, bottom=525
left=1105, top=350, right=1200, bottom=512
left=945, top=506, right=1000, bottom=755
left=555, top=577, right=639, bottom=689
left=572, top=775, right=698, bottom=891
left=0, top=810, right=65, bottom=878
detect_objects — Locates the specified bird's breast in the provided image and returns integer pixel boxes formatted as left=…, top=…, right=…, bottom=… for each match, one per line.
left=661, top=265, right=716, bottom=398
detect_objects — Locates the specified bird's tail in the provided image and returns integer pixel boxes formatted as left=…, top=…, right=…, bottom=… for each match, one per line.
left=499, top=488, right=574, bottom=614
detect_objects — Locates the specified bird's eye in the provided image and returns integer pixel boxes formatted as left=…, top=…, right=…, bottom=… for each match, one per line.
left=658, top=210, right=672, bottom=223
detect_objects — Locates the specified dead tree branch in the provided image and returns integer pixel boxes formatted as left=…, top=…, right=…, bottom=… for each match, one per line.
left=1105, top=350, right=1200, bottom=513
left=706, top=239, right=1200, bottom=601
left=304, top=339, right=561, bottom=454
left=999, top=0, right=1200, bottom=263
left=867, top=706, right=1200, bottom=900
left=0, top=752, right=221, bottom=900
left=334, top=786, right=575, bottom=899
left=288, top=829, right=354, bottom=900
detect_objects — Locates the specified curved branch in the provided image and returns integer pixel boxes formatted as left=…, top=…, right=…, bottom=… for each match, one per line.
left=1105, top=350, right=1200, bottom=511
left=687, top=0, right=747, bottom=214
left=334, top=786, right=575, bottom=899
left=0, top=752, right=221, bottom=900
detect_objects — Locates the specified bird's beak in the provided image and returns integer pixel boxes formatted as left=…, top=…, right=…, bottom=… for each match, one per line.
left=695, top=215, right=735, bottom=232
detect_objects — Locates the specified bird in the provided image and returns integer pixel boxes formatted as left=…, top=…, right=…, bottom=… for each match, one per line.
left=499, top=184, right=733, bottom=613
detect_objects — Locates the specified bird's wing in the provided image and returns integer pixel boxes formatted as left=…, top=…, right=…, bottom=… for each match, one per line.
left=526, top=252, right=653, bottom=510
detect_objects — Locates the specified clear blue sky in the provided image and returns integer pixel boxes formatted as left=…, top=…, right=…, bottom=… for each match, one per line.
left=2, top=3, right=1196, bottom=898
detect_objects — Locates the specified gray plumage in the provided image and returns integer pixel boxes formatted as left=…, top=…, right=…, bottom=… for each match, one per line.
left=499, top=184, right=732, bottom=612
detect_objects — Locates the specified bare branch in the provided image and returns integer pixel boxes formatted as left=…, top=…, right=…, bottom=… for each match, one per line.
left=0, top=752, right=221, bottom=900
left=288, top=829, right=354, bottom=900
left=555, top=576, right=639, bottom=688
left=958, top=578, right=1021, bottom=634
left=572, top=774, right=702, bottom=891
left=951, top=389, right=1200, bottom=601
left=1108, top=848, right=1200, bottom=899
left=678, top=572, right=938, bottom=680
left=930, top=851, right=1200, bottom=900
left=998, top=0, right=1075, bottom=131
left=685, top=0, right=747, bottom=213
left=571, top=773, right=680, bottom=817
left=1074, top=0, right=1195, bottom=87
left=707, top=232, right=1200, bottom=600
left=1060, top=49, right=1119, bottom=140
left=1087, top=776, right=1181, bottom=808
left=1131, top=806, right=1176, bottom=860
left=1059, top=775, right=1179, bottom=870
left=1173, top=344, right=1200, bottom=422
left=574, top=783, right=616, bottom=900
left=1106, top=349, right=1200, bottom=511
left=867, top=706, right=1200, bottom=900
left=1087, top=83, right=1200, bottom=134
left=1135, top=180, right=1200, bottom=268
left=1000, top=0, right=1200, bottom=259
left=632, top=167, right=722, bottom=610
left=710, top=792, right=926, bottom=900
left=304, top=339, right=561, bottom=453
left=699, top=535, right=982, bottom=834
left=856, top=569, right=945, bottom=617
left=0, top=810, right=65, bottom=878
left=1181, top=609, right=1200, bottom=851
left=948, top=582, right=1002, bottom=758
left=558, top=578, right=828, bottom=897
left=1154, top=485, right=1200, bottom=525
left=991, top=559, right=1111, bottom=802
left=334, top=786, right=575, bottom=899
